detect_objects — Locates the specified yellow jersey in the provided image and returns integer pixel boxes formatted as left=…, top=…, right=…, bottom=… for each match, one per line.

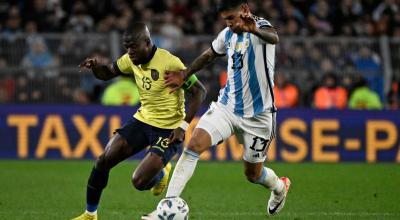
left=116, top=47, right=187, bottom=129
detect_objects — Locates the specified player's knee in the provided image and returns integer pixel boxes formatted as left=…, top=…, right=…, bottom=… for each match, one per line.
left=186, top=129, right=212, bottom=154
left=95, top=154, right=108, bottom=171
left=245, top=170, right=260, bottom=183
left=95, top=151, right=116, bottom=172
left=187, top=138, right=205, bottom=154
left=131, top=175, right=147, bottom=191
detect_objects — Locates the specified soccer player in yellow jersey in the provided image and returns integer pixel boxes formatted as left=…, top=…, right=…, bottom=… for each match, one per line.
left=71, top=22, right=206, bottom=220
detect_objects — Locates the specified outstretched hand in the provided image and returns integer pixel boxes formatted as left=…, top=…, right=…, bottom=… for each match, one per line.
left=237, top=12, right=257, bottom=33
left=79, top=58, right=97, bottom=70
left=164, top=70, right=186, bottom=93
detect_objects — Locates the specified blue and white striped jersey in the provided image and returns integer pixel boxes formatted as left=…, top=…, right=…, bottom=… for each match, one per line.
left=212, top=17, right=276, bottom=117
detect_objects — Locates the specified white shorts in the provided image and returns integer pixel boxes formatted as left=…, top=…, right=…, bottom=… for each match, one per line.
left=196, top=102, right=276, bottom=163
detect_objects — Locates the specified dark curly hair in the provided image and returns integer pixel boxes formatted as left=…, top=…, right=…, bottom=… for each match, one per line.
left=216, top=0, right=248, bottom=13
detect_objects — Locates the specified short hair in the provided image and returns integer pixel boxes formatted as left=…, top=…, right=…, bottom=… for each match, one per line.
left=216, top=0, right=248, bottom=13
left=125, top=22, right=147, bottom=36
left=123, top=21, right=151, bottom=41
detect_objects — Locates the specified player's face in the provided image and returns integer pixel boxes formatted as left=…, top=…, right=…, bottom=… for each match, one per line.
left=122, top=35, right=150, bottom=65
left=220, top=6, right=244, bottom=33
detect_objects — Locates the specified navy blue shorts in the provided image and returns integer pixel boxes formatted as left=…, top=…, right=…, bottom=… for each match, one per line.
left=115, top=118, right=181, bottom=165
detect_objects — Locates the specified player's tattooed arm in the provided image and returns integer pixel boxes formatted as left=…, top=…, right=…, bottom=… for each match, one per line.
left=239, top=12, right=279, bottom=45
left=253, top=27, right=279, bottom=45
left=164, top=48, right=217, bottom=93
left=79, top=58, right=119, bottom=81
left=184, top=48, right=218, bottom=78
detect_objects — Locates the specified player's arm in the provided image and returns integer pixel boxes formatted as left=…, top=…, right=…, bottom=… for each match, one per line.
left=182, top=76, right=207, bottom=124
left=79, top=58, right=120, bottom=81
left=183, top=48, right=218, bottom=80
left=164, top=48, right=218, bottom=93
left=168, top=75, right=207, bottom=144
left=238, top=12, right=279, bottom=44
left=252, top=26, right=279, bottom=45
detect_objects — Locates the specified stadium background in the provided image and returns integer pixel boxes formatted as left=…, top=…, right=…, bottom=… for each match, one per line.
left=0, top=0, right=400, bottom=219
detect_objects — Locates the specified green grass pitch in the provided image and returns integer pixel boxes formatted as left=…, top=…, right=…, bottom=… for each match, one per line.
left=0, top=161, right=399, bottom=220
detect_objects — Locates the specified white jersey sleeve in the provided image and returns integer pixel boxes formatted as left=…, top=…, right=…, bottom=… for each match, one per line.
left=211, top=27, right=230, bottom=56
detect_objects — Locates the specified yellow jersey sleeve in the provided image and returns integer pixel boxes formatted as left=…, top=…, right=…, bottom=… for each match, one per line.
left=116, top=54, right=134, bottom=74
left=168, top=54, right=186, bottom=72
left=168, top=54, right=198, bottom=90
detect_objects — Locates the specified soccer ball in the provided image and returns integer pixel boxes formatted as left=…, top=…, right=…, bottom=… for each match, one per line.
left=156, top=197, right=189, bottom=220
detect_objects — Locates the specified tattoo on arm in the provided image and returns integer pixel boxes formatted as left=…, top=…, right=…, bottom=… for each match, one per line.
left=254, top=27, right=279, bottom=44
left=185, top=48, right=217, bottom=78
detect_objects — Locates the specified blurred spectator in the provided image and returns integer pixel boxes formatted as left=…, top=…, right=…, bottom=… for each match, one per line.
left=23, top=0, right=61, bottom=32
left=57, top=33, right=84, bottom=65
left=327, top=43, right=348, bottom=69
left=314, top=73, right=348, bottom=109
left=0, top=57, right=14, bottom=102
left=348, top=78, right=383, bottom=109
left=353, top=46, right=383, bottom=99
left=354, top=46, right=381, bottom=74
left=341, top=74, right=356, bottom=96
left=73, top=88, right=90, bottom=105
left=66, top=2, right=94, bottom=33
left=15, top=75, right=29, bottom=103
left=21, top=37, right=58, bottom=77
left=308, top=0, right=333, bottom=36
left=319, top=57, right=335, bottom=74
left=170, top=0, right=192, bottom=21
left=0, top=56, right=6, bottom=68
left=101, top=76, right=140, bottom=106
left=96, top=15, right=116, bottom=33
left=159, top=11, right=183, bottom=52
left=0, top=87, right=8, bottom=103
left=52, top=76, right=74, bottom=103
left=273, top=73, right=299, bottom=108
left=305, top=46, right=322, bottom=72
left=1, top=6, right=25, bottom=65
left=334, top=0, right=363, bottom=35
left=373, top=0, right=399, bottom=35
left=387, top=79, right=400, bottom=109
left=2, top=6, right=22, bottom=36
left=114, top=4, right=133, bottom=32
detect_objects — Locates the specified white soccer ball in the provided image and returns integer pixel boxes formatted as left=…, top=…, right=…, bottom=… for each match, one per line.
left=156, top=197, right=189, bottom=220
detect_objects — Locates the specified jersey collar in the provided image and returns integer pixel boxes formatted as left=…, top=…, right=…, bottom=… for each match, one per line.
left=142, top=45, right=157, bottom=65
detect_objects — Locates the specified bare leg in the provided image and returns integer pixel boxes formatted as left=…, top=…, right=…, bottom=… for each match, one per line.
left=131, top=152, right=164, bottom=190
left=86, top=134, right=135, bottom=212
left=243, top=161, right=264, bottom=183
left=243, top=160, right=284, bottom=194
left=166, top=128, right=212, bottom=197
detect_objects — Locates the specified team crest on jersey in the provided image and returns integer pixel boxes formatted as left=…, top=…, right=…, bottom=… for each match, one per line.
left=151, top=69, right=159, bottom=81
left=235, top=40, right=250, bottom=52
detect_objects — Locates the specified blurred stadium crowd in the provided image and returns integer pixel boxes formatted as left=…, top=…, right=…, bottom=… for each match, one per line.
left=0, top=0, right=399, bottom=109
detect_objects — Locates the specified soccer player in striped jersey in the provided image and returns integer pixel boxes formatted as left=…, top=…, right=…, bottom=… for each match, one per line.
left=71, top=22, right=206, bottom=220
left=142, top=0, right=291, bottom=218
